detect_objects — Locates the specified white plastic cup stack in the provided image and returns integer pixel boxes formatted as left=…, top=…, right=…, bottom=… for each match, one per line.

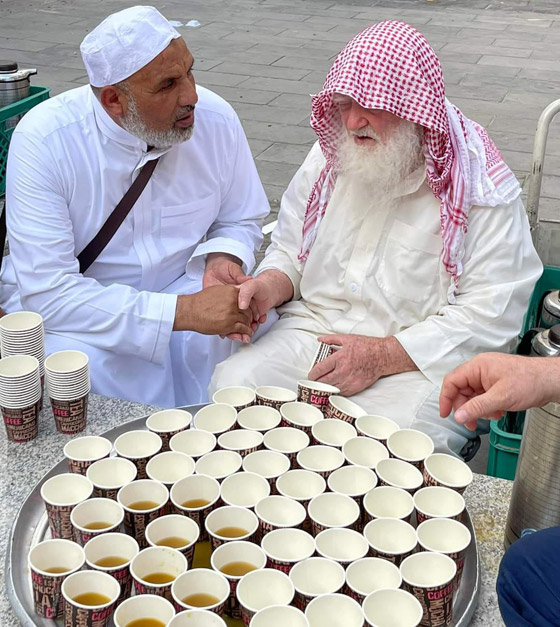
left=0, top=354, right=42, bottom=442
left=45, top=350, right=91, bottom=435
left=0, top=311, right=45, bottom=379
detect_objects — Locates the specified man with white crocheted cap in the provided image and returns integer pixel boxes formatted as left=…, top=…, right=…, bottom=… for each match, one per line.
left=0, top=6, right=269, bottom=407
left=211, top=21, right=543, bottom=456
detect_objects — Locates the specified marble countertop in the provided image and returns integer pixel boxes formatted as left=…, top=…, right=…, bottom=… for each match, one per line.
left=0, top=394, right=511, bottom=626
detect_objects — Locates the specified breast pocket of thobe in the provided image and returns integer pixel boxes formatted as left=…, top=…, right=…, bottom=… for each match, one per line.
left=159, top=193, right=219, bottom=257
left=376, top=219, right=443, bottom=304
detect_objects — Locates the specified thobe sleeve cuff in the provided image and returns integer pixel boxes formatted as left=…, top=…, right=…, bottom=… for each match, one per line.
left=256, top=254, right=302, bottom=301
left=394, top=319, right=465, bottom=387
left=186, top=237, right=256, bottom=281
left=148, top=293, right=178, bottom=364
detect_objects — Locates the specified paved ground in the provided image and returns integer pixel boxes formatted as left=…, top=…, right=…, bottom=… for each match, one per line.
left=2, top=0, right=560, bottom=471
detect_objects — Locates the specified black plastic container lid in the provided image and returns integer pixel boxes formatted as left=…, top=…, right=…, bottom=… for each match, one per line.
left=0, top=61, right=18, bottom=73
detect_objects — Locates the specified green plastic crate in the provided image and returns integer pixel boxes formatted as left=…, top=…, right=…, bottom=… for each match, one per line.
left=486, top=266, right=560, bottom=480
left=0, top=85, right=50, bottom=196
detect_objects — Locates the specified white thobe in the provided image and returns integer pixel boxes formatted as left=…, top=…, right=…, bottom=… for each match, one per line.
left=1, top=85, right=269, bottom=407
left=212, top=142, right=543, bottom=453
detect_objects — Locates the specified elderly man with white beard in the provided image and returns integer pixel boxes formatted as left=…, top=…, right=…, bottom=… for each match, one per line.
left=211, top=21, right=543, bottom=456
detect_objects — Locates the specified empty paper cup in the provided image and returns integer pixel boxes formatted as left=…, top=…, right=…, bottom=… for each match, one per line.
left=61, top=569, right=119, bottom=627
left=146, top=451, right=195, bottom=487
left=363, top=486, right=414, bottom=523
left=50, top=394, right=89, bottom=435
left=236, top=568, right=294, bottom=624
left=87, top=456, right=137, bottom=500
left=85, top=532, right=139, bottom=604
left=260, top=528, right=316, bottom=573
left=28, top=538, right=85, bottom=619
left=280, top=401, right=323, bottom=435
left=242, top=450, right=290, bottom=493
left=364, top=518, right=417, bottom=566
left=311, top=418, right=356, bottom=448
left=416, top=517, right=472, bottom=589
left=194, top=403, right=237, bottom=436
left=297, top=380, right=339, bottom=414
left=237, top=405, right=281, bottom=432
left=64, top=436, right=112, bottom=475
left=255, top=495, right=306, bottom=539
left=41, top=473, right=94, bottom=539
left=146, top=514, right=200, bottom=568
left=400, top=552, right=457, bottom=627
left=296, top=445, right=344, bottom=479
left=263, top=426, right=310, bottom=468
left=305, top=593, right=364, bottom=627
left=276, top=469, right=326, bottom=505
left=251, top=605, right=309, bottom=627
left=315, top=527, right=369, bottom=566
left=325, top=396, right=366, bottom=424
left=212, top=386, right=256, bottom=410
left=289, top=557, right=345, bottom=610
left=308, top=492, right=360, bottom=536
left=355, top=415, right=400, bottom=445
left=0, top=311, right=43, bottom=347
left=114, top=430, right=163, bottom=480
left=376, top=458, right=423, bottom=494
left=255, top=385, right=297, bottom=410
left=345, top=558, right=402, bottom=604
left=220, top=471, right=270, bottom=509
left=205, top=505, right=259, bottom=551
left=170, top=609, right=226, bottom=626
left=328, top=465, right=378, bottom=500
left=0, top=354, right=41, bottom=441
left=342, top=437, right=389, bottom=470
left=423, top=454, right=473, bottom=494
left=218, top=428, right=263, bottom=458
left=387, top=429, right=434, bottom=469
left=195, top=450, right=242, bottom=482
left=413, top=486, right=466, bottom=524
left=363, top=588, right=423, bottom=627
left=170, top=474, right=221, bottom=541
left=210, top=540, right=267, bottom=618
left=113, top=594, right=176, bottom=627
left=117, top=479, right=169, bottom=548
left=170, top=429, right=217, bottom=460
left=70, top=497, right=124, bottom=546
left=172, top=568, right=230, bottom=615
left=131, top=546, right=188, bottom=601
left=146, top=409, right=192, bottom=451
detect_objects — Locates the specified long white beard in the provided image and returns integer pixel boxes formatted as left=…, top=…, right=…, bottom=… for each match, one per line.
left=121, top=92, right=194, bottom=149
left=336, top=119, right=425, bottom=193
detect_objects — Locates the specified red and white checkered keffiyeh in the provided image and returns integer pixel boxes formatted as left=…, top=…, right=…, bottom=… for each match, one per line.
left=299, top=20, right=520, bottom=302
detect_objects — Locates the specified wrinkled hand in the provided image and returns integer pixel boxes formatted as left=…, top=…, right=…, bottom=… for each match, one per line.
left=176, top=285, right=253, bottom=341
left=439, top=353, right=560, bottom=431
left=308, top=334, right=391, bottom=396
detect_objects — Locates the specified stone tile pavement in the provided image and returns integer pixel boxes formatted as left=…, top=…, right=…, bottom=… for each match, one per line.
left=2, top=0, right=560, bottom=225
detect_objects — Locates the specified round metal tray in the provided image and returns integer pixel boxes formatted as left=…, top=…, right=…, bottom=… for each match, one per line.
left=6, top=405, right=480, bottom=626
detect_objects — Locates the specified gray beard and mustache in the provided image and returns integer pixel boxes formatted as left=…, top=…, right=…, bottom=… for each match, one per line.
left=121, top=91, right=195, bottom=149
left=336, top=119, right=425, bottom=192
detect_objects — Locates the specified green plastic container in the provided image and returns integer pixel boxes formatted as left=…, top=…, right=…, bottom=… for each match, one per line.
left=486, top=265, right=560, bottom=480
left=0, top=85, right=50, bottom=196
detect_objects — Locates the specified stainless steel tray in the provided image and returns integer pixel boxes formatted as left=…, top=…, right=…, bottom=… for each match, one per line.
left=6, top=406, right=480, bottom=626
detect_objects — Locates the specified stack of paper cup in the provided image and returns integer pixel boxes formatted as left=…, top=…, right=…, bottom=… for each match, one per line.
left=0, top=312, right=45, bottom=404
left=0, top=354, right=41, bottom=442
left=45, top=350, right=90, bottom=435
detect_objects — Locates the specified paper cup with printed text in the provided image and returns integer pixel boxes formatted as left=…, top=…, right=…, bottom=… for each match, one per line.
left=70, top=497, right=124, bottom=546
left=218, top=428, right=263, bottom=458
left=85, top=532, right=139, bottom=605
left=276, top=469, right=325, bottom=533
left=296, top=445, right=344, bottom=480
left=205, top=505, right=259, bottom=551
left=114, top=429, right=163, bottom=480
left=0, top=312, right=45, bottom=385
left=117, top=479, right=169, bottom=548
left=236, top=567, right=294, bottom=625
left=146, top=451, right=195, bottom=487
left=255, top=495, right=306, bottom=540
left=260, top=527, right=316, bottom=574
left=423, top=454, right=473, bottom=494
left=376, top=458, right=424, bottom=494
left=363, top=486, right=415, bottom=523
left=61, top=569, right=120, bottom=627
left=41, top=473, right=94, bottom=540
left=251, top=605, right=309, bottom=627
left=237, top=405, right=281, bottom=432
left=280, top=401, right=323, bottom=436
left=315, top=527, right=369, bottom=567
left=255, top=385, right=297, bottom=411
left=343, top=436, right=389, bottom=470
left=212, top=386, right=256, bottom=411
left=363, top=588, right=423, bottom=627
left=170, top=609, right=226, bottom=626
left=289, top=557, right=345, bottom=610
left=363, top=517, right=417, bottom=566
left=355, top=415, right=400, bottom=445
left=195, top=450, right=242, bottom=482
left=87, top=456, right=137, bottom=500
left=324, top=395, right=366, bottom=424
left=263, top=426, right=309, bottom=468
left=146, top=409, right=192, bottom=451
left=305, top=593, right=364, bottom=627
left=28, top=539, right=85, bottom=619
left=170, top=474, right=221, bottom=542
left=328, top=465, right=378, bottom=523
left=345, top=558, right=402, bottom=605
left=413, top=486, right=466, bottom=524
left=387, top=429, right=434, bottom=469
left=146, top=514, right=200, bottom=568
left=170, top=428, right=217, bottom=460
left=113, top=594, right=176, bottom=627
left=171, top=568, right=229, bottom=615
left=220, top=471, right=270, bottom=509
left=130, top=546, right=187, bottom=602
left=64, top=436, right=112, bottom=475
left=194, top=403, right=237, bottom=436
left=311, top=417, right=356, bottom=448
left=242, top=449, right=290, bottom=493
left=297, top=380, right=339, bottom=415
left=307, top=492, right=360, bottom=536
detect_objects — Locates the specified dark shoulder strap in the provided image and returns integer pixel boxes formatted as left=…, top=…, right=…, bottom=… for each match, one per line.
left=78, top=156, right=160, bottom=273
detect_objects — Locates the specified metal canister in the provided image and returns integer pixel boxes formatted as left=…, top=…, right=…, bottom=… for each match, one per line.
left=0, top=61, right=37, bottom=129
left=505, top=401, right=560, bottom=547
left=530, top=324, right=560, bottom=357
left=540, top=290, right=560, bottom=329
